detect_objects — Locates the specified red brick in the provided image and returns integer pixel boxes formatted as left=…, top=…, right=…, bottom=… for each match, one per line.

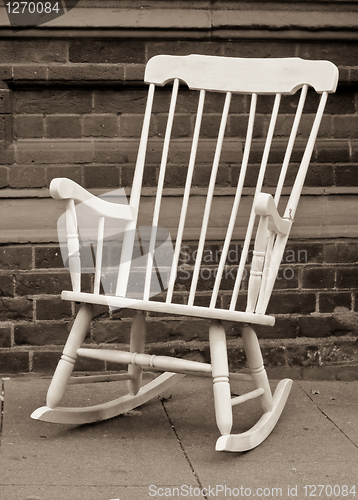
left=0, top=116, right=4, bottom=142
left=298, top=316, right=332, bottom=337
left=199, top=114, right=222, bottom=139
left=124, top=64, right=145, bottom=82
left=83, top=114, right=118, bottom=138
left=285, top=242, right=324, bottom=264
left=299, top=114, right=332, bottom=138
left=47, top=115, right=81, bottom=138
left=94, top=89, right=148, bottom=114
left=0, top=66, right=12, bottom=81
left=350, top=141, right=358, bottom=162
left=337, top=267, right=358, bottom=288
left=12, top=65, right=47, bottom=81
left=349, top=67, right=358, bottom=84
left=69, top=40, right=146, bottom=64
left=15, top=272, right=72, bottom=296
left=254, top=94, right=278, bottom=115
left=301, top=267, right=335, bottom=289
left=297, top=41, right=358, bottom=68
left=272, top=266, right=299, bottom=290
left=93, top=141, right=130, bottom=164
left=332, top=313, right=358, bottom=336
left=46, top=166, right=82, bottom=185
left=145, top=318, right=212, bottom=342
left=231, top=163, right=259, bottom=187
left=0, top=326, right=11, bottom=347
left=0, top=246, right=32, bottom=270
left=0, top=142, right=15, bottom=164
left=324, top=88, right=356, bottom=115
left=9, top=166, right=46, bottom=188
left=0, top=40, right=67, bottom=63
left=254, top=317, right=299, bottom=339
left=306, top=163, right=334, bottom=187
left=15, top=115, right=44, bottom=139
left=36, top=298, right=72, bottom=320
left=120, top=165, right=135, bottom=187
left=153, top=114, right=192, bottom=139
left=339, top=67, right=350, bottom=84
left=324, top=241, right=358, bottom=264
left=14, top=89, right=92, bottom=114
left=194, top=164, right=230, bottom=187
left=91, top=304, right=110, bottom=320
left=315, top=140, right=350, bottom=163
left=0, top=114, right=12, bottom=142
left=120, top=115, right=146, bottom=138
left=121, top=164, right=156, bottom=188
left=14, top=322, right=71, bottom=346
left=83, top=165, right=120, bottom=189
left=32, top=350, right=62, bottom=373
left=34, top=246, right=63, bottom=269
left=0, top=298, right=33, bottom=320
left=225, top=40, right=296, bottom=59
left=72, top=357, right=106, bottom=372
left=266, top=292, right=316, bottom=315
left=15, top=140, right=92, bottom=164
left=175, top=89, right=204, bottom=113
left=319, top=292, right=352, bottom=313
left=164, top=165, right=190, bottom=188
left=0, top=166, right=8, bottom=188
left=333, top=116, right=358, bottom=138
left=0, top=89, right=11, bottom=114
left=250, top=139, right=312, bottom=165
left=0, top=275, right=14, bottom=296
left=335, top=164, right=358, bottom=186
left=229, top=114, right=264, bottom=138
left=92, top=320, right=130, bottom=344
left=48, top=64, right=125, bottom=82
left=0, top=351, right=29, bottom=373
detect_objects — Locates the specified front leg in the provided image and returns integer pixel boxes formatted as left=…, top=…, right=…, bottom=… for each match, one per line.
left=46, top=303, right=93, bottom=408
left=209, top=319, right=233, bottom=436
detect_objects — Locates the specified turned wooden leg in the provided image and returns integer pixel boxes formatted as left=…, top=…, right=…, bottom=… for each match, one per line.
left=46, top=303, right=93, bottom=408
left=209, top=319, right=233, bottom=436
left=127, top=311, right=146, bottom=396
left=242, top=324, right=273, bottom=412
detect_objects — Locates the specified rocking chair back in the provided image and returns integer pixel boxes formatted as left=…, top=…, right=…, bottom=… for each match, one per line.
left=32, top=55, right=338, bottom=453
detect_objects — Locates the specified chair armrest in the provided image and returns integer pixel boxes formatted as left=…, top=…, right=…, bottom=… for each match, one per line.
left=50, top=178, right=134, bottom=221
left=254, top=193, right=292, bottom=235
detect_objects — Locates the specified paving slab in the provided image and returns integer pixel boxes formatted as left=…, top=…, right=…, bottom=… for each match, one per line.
left=0, top=375, right=196, bottom=500
left=1, top=375, right=357, bottom=500
left=298, top=380, right=358, bottom=447
left=160, top=377, right=358, bottom=498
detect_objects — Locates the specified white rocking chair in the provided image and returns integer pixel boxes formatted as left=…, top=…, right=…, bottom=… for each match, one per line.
left=31, top=55, right=338, bottom=452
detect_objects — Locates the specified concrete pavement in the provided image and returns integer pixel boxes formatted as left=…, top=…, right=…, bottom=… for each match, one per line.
left=0, top=374, right=357, bottom=500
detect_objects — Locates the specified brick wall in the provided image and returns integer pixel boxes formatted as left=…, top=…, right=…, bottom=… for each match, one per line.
left=1, top=1, right=358, bottom=379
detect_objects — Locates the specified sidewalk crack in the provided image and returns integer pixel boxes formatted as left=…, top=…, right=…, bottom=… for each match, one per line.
left=316, top=407, right=358, bottom=450
left=0, top=378, right=5, bottom=446
left=160, top=398, right=208, bottom=500
left=298, top=383, right=358, bottom=450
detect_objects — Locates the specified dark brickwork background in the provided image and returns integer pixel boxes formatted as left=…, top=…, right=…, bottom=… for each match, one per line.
left=1, top=13, right=358, bottom=379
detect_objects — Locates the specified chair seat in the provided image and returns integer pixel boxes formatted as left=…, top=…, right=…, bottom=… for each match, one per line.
left=61, top=290, right=275, bottom=326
